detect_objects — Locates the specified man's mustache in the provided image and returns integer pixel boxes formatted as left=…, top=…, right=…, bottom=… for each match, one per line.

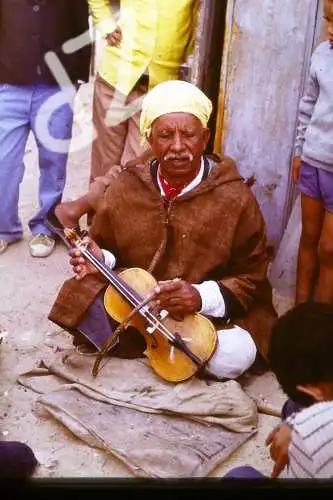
left=163, top=152, right=194, bottom=162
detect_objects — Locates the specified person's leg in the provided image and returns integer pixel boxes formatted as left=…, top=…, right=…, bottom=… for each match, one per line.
left=313, top=169, right=333, bottom=303
left=204, top=324, right=257, bottom=380
left=54, top=142, right=152, bottom=229
left=54, top=194, right=91, bottom=229
left=86, top=75, right=132, bottom=226
left=0, top=441, right=38, bottom=478
left=224, top=466, right=266, bottom=479
left=90, top=74, right=129, bottom=184
left=53, top=166, right=123, bottom=229
left=29, top=84, right=75, bottom=249
left=0, top=84, right=31, bottom=251
left=120, top=82, right=148, bottom=166
left=315, top=211, right=333, bottom=302
left=296, top=164, right=324, bottom=303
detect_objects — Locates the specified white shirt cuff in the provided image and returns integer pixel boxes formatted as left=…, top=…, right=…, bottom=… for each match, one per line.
left=192, top=281, right=226, bottom=318
left=102, top=249, right=116, bottom=269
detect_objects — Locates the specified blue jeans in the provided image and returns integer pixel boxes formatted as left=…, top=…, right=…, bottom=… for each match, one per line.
left=0, top=83, right=75, bottom=242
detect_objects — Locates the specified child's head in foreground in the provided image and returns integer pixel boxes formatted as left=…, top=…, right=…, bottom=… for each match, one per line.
left=268, top=302, right=333, bottom=407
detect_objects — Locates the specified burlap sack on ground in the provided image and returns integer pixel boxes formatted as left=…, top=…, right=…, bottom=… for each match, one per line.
left=18, top=349, right=258, bottom=478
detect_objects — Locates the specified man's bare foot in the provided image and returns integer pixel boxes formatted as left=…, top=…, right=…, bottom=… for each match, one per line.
left=54, top=201, right=81, bottom=229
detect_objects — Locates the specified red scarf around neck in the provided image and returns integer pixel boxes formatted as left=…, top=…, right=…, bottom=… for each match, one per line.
left=158, top=171, right=198, bottom=200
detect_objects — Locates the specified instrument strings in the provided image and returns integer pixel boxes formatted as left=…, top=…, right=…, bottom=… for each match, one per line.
left=81, top=247, right=177, bottom=344
left=67, top=229, right=203, bottom=371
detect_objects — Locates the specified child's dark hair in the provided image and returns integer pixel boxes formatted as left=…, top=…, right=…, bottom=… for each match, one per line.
left=268, top=302, right=333, bottom=406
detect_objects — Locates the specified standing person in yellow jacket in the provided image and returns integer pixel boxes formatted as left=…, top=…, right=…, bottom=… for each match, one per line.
left=88, top=0, right=198, bottom=184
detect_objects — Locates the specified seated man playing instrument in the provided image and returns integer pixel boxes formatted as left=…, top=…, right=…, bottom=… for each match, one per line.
left=48, top=80, right=277, bottom=381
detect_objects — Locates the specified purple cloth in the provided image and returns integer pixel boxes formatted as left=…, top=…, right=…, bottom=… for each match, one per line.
left=76, top=293, right=119, bottom=351
left=299, top=161, right=333, bottom=212
left=75, top=292, right=146, bottom=358
left=224, top=466, right=265, bottom=479
left=0, top=441, right=38, bottom=477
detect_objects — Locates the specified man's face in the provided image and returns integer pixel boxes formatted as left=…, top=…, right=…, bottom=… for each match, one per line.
left=324, top=1, right=333, bottom=46
left=148, top=112, right=210, bottom=182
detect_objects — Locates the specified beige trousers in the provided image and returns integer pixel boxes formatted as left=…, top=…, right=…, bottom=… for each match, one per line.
left=90, top=73, right=148, bottom=182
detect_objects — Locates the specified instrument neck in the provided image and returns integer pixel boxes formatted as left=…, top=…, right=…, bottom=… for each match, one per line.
left=79, top=246, right=204, bottom=370
left=80, top=247, right=142, bottom=309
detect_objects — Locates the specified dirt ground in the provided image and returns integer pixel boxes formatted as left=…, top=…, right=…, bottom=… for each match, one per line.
left=0, top=81, right=294, bottom=479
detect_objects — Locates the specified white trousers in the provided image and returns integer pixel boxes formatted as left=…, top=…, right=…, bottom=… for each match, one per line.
left=205, top=324, right=257, bottom=380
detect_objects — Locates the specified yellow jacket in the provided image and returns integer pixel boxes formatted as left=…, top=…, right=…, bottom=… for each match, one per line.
left=88, top=0, right=198, bottom=96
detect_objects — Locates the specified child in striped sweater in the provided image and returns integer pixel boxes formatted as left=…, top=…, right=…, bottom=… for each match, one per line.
left=225, top=302, right=333, bottom=479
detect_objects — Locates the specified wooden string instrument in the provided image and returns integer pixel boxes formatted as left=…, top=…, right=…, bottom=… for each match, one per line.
left=64, top=228, right=217, bottom=383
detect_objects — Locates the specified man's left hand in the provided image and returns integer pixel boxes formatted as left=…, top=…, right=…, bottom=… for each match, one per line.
left=152, top=279, right=202, bottom=320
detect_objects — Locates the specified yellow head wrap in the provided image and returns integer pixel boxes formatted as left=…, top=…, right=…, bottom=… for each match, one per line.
left=139, top=80, right=213, bottom=141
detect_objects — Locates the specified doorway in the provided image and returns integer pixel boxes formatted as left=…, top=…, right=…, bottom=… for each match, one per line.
left=191, top=0, right=229, bottom=153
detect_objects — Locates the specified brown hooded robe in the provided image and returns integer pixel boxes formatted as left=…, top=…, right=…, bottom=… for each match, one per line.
left=49, top=154, right=277, bottom=361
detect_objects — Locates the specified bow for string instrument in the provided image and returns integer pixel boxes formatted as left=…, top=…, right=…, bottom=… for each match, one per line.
left=64, top=228, right=218, bottom=383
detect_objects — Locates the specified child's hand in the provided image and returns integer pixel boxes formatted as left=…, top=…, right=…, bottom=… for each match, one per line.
left=266, top=423, right=292, bottom=478
left=292, top=156, right=301, bottom=183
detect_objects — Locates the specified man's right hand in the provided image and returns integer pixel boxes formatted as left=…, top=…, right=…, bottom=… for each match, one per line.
left=69, top=238, right=104, bottom=280
left=292, top=156, right=301, bottom=183
left=106, top=27, right=122, bottom=47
